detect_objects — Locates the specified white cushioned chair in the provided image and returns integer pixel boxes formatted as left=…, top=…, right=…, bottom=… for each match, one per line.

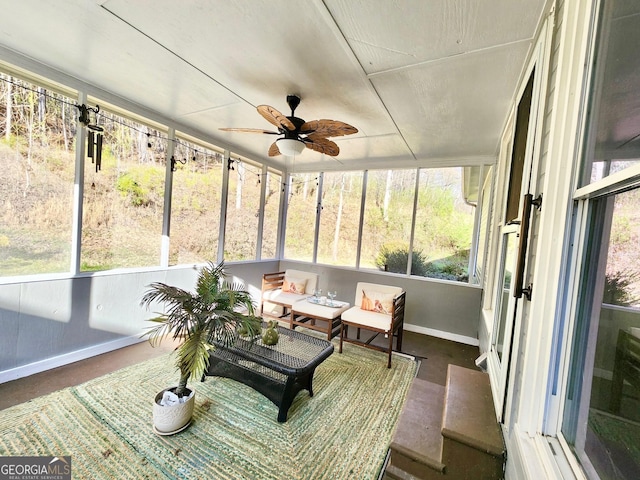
left=260, top=269, right=319, bottom=319
left=339, top=282, right=406, bottom=368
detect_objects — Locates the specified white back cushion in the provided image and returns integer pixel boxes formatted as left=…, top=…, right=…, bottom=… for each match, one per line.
left=284, top=269, right=318, bottom=294
left=353, top=282, right=403, bottom=307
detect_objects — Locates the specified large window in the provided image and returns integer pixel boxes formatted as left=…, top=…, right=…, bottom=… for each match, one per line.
left=360, top=169, right=416, bottom=272
left=562, top=3, right=640, bottom=477
left=475, top=166, right=494, bottom=283
left=412, top=168, right=475, bottom=281
left=260, top=170, right=281, bottom=260
left=0, top=74, right=75, bottom=276
left=282, top=167, right=477, bottom=282
left=316, top=171, right=363, bottom=267
left=563, top=186, right=640, bottom=478
left=579, top=1, right=640, bottom=187
left=224, top=159, right=262, bottom=261
left=284, top=173, right=318, bottom=262
left=168, top=137, right=223, bottom=266
left=80, top=106, right=166, bottom=271
left=0, top=67, right=484, bottom=281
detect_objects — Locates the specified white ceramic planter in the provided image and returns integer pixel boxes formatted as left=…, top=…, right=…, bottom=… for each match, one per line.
left=152, top=387, right=195, bottom=435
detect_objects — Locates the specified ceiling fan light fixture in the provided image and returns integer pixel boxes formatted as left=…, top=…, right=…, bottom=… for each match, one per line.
left=277, top=138, right=305, bottom=156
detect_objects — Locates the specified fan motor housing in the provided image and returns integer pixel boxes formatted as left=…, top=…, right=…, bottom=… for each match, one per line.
left=283, top=116, right=306, bottom=137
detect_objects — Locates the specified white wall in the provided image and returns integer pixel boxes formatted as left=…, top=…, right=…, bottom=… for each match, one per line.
left=280, top=260, right=482, bottom=345
left=0, top=258, right=482, bottom=383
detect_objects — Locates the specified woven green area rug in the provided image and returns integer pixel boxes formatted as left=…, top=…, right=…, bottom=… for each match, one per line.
left=0, top=341, right=417, bottom=479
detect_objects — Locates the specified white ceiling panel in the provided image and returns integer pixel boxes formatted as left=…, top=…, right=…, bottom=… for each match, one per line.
left=325, top=0, right=543, bottom=74
left=372, top=41, right=531, bottom=160
left=0, top=0, right=549, bottom=170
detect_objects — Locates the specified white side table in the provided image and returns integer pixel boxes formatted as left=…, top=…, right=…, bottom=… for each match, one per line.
left=290, top=298, right=351, bottom=340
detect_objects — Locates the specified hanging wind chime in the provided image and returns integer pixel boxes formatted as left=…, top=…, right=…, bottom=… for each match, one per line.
left=77, top=104, right=103, bottom=172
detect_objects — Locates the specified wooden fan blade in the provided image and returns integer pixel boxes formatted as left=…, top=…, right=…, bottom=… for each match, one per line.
left=257, top=105, right=296, bottom=131
left=300, top=119, right=358, bottom=138
left=268, top=141, right=281, bottom=157
left=219, top=127, right=279, bottom=134
left=303, top=137, right=339, bottom=156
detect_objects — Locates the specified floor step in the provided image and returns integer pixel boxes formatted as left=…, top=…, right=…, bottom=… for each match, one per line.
left=441, top=365, right=505, bottom=479
left=387, top=378, right=446, bottom=479
left=383, top=463, right=432, bottom=480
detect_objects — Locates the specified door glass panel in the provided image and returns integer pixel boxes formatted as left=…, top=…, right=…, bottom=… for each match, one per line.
left=494, top=231, right=518, bottom=363
left=505, top=71, right=534, bottom=223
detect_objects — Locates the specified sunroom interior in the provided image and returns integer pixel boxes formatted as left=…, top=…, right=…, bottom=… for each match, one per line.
left=1, top=1, right=640, bottom=479
left=0, top=0, right=540, bottom=370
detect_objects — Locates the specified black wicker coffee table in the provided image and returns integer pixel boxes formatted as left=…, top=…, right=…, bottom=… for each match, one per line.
left=203, top=324, right=334, bottom=422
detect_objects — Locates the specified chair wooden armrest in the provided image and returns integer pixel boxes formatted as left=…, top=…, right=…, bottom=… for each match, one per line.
left=392, top=291, right=406, bottom=329
left=262, top=271, right=285, bottom=293
left=260, top=271, right=285, bottom=317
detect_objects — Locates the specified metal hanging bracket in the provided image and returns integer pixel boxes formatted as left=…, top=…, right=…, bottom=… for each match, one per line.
left=531, top=193, right=543, bottom=211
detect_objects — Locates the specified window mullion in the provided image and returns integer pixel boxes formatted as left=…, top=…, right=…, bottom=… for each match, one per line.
left=159, top=128, right=175, bottom=267
left=71, top=90, right=87, bottom=275
left=355, top=170, right=367, bottom=269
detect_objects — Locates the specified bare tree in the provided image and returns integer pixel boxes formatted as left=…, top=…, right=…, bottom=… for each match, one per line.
left=235, top=161, right=244, bottom=209
left=37, top=87, right=46, bottom=144
left=332, top=173, right=346, bottom=261
left=4, top=76, right=11, bottom=141
left=383, top=170, right=393, bottom=222
left=302, top=173, right=309, bottom=199
left=61, top=101, right=69, bottom=151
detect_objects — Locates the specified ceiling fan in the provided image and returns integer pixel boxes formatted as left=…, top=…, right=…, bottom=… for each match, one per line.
left=220, top=95, right=358, bottom=157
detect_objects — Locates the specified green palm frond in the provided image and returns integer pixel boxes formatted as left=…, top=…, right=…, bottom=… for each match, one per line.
left=175, top=330, right=211, bottom=395
left=140, top=261, right=258, bottom=394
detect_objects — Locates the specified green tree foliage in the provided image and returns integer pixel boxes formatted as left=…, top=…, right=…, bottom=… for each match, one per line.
left=375, top=242, right=428, bottom=276
left=375, top=241, right=469, bottom=281
left=604, top=270, right=640, bottom=307
left=116, top=166, right=164, bottom=207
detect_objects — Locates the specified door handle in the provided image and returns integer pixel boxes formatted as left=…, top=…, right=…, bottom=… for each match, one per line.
left=514, top=193, right=542, bottom=300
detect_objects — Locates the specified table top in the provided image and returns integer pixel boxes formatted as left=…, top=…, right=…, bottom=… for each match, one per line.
left=304, top=297, right=349, bottom=308
left=210, top=324, right=334, bottom=376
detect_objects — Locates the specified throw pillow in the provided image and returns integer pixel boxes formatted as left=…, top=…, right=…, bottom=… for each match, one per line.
left=361, top=290, right=395, bottom=315
left=282, top=276, right=307, bottom=294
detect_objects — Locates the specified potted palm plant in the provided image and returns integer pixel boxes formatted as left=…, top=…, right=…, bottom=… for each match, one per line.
left=140, top=261, right=261, bottom=435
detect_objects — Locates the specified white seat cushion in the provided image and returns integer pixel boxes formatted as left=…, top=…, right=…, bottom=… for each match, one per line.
left=341, top=307, right=393, bottom=332
left=263, top=290, right=310, bottom=307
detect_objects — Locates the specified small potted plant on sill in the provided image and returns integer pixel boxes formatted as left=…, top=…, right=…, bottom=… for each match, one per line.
left=140, top=261, right=260, bottom=435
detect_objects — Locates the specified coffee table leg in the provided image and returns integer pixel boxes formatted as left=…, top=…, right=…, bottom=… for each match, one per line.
left=278, top=377, right=297, bottom=422
left=307, top=369, right=315, bottom=397
left=277, top=371, right=316, bottom=422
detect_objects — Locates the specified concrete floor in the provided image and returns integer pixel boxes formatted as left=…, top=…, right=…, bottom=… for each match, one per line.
left=401, top=331, right=481, bottom=386
left=0, top=330, right=479, bottom=411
